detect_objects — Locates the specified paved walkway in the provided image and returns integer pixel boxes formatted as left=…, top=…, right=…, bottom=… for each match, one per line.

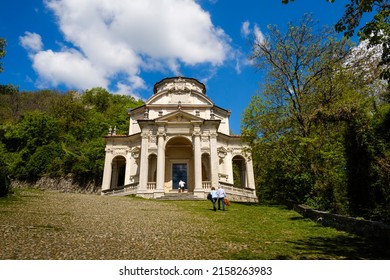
left=0, top=190, right=223, bottom=259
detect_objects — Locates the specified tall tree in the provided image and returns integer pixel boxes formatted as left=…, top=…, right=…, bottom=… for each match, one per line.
left=0, top=37, right=10, bottom=196
left=243, top=14, right=364, bottom=212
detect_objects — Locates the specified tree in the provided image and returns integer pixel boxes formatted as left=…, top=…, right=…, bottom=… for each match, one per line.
left=244, top=14, right=364, bottom=212
left=282, top=0, right=390, bottom=81
left=0, top=142, right=10, bottom=197
left=0, top=37, right=5, bottom=73
left=0, top=37, right=10, bottom=196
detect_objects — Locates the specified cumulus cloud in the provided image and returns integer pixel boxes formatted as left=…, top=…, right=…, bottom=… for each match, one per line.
left=32, top=49, right=108, bottom=89
left=20, top=0, right=231, bottom=96
left=19, top=32, right=43, bottom=53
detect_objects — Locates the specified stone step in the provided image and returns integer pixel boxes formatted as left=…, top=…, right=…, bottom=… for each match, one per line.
left=156, top=192, right=204, bottom=201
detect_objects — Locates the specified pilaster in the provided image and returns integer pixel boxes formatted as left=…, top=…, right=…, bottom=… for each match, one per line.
left=156, top=126, right=166, bottom=192
left=101, top=149, right=113, bottom=192
left=246, top=155, right=256, bottom=190
left=138, top=131, right=149, bottom=191
left=225, top=149, right=234, bottom=185
left=193, top=125, right=202, bottom=192
left=209, top=131, right=219, bottom=188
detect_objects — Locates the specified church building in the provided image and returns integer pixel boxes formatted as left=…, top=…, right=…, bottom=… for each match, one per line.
left=101, top=77, right=257, bottom=202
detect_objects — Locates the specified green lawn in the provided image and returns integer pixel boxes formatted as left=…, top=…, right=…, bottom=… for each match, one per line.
left=0, top=189, right=388, bottom=259
left=167, top=200, right=389, bottom=259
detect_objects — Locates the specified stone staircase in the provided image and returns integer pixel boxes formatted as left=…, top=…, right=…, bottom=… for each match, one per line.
left=156, top=192, right=204, bottom=201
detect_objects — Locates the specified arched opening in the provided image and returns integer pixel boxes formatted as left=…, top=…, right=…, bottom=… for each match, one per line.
left=148, top=154, right=157, bottom=182
left=165, top=136, right=193, bottom=191
left=111, top=156, right=126, bottom=188
left=232, top=155, right=246, bottom=189
left=202, top=153, right=211, bottom=188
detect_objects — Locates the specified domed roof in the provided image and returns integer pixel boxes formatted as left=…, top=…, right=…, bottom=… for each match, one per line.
left=153, top=77, right=206, bottom=95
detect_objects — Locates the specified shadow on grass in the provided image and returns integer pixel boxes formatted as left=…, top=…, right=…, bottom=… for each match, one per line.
left=229, top=235, right=390, bottom=260
left=287, top=235, right=390, bottom=260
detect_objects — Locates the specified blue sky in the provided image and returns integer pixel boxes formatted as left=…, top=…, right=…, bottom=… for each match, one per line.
left=0, top=0, right=365, bottom=133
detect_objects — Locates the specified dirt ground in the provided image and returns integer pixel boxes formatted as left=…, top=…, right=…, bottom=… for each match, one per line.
left=0, top=190, right=223, bottom=260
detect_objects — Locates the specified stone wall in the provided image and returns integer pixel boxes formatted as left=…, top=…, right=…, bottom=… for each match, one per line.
left=285, top=200, right=390, bottom=243
left=11, top=176, right=101, bottom=194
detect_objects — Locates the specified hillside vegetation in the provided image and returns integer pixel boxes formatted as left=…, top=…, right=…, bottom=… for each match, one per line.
left=0, top=86, right=143, bottom=191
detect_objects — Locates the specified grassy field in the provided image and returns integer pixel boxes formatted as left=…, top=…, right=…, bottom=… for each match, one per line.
left=0, top=189, right=388, bottom=260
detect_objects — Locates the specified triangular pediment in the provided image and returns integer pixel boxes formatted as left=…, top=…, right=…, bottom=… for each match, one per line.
left=155, top=110, right=204, bottom=123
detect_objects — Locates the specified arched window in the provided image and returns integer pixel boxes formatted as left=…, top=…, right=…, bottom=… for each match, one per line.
left=201, top=153, right=211, bottom=181
left=232, top=155, right=246, bottom=188
left=148, top=154, right=157, bottom=182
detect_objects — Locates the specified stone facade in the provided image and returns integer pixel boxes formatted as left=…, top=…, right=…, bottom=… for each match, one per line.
left=101, top=77, right=257, bottom=202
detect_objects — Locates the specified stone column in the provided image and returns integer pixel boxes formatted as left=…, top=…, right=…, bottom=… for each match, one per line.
left=193, top=126, right=202, bottom=192
left=209, top=132, right=219, bottom=188
left=156, top=128, right=165, bottom=192
left=246, top=156, right=256, bottom=190
left=124, top=150, right=132, bottom=186
left=101, top=149, right=113, bottom=192
left=225, top=149, right=233, bottom=185
left=138, top=131, right=149, bottom=191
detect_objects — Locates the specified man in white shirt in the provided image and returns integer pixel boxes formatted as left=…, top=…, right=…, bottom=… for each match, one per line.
left=216, top=185, right=226, bottom=210
left=178, top=180, right=185, bottom=193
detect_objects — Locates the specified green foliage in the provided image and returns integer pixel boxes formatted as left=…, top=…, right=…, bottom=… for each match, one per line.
left=337, top=0, right=390, bottom=81
left=244, top=14, right=390, bottom=223
left=0, top=142, right=10, bottom=197
left=0, top=37, right=6, bottom=73
left=0, top=87, right=144, bottom=185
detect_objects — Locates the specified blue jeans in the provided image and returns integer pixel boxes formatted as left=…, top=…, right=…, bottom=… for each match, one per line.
left=217, top=197, right=225, bottom=210
left=212, top=198, right=217, bottom=210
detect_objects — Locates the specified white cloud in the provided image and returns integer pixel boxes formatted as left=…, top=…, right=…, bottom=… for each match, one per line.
left=32, top=49, right=108, bottom=89
left=241, top=21, right=251, bottom=38
left=21, top=0, right=232, bottom=95
left=240, top=20, right=265, bottom=44
left=253, top=24, right=265, bottom=44
left=19, top=32, right=43, bottom=53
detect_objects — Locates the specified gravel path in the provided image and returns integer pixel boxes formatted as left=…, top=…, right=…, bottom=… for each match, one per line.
left=0, top=190, right=223, bottom=260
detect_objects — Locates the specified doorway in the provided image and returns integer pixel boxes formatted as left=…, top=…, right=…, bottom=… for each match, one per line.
left=172, top=163, right=187, bottom=190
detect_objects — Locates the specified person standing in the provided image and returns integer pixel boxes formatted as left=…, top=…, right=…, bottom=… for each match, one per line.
left=210, top=187, right=218, bottom=211
left=216, top=185, right=226, bottom=210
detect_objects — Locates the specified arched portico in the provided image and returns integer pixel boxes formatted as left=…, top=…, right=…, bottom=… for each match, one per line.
left=232, top=155, right=247, bottom=189
left=111, top=155, right=126, bottom=188
left=165, top=136, right=194, bottom=191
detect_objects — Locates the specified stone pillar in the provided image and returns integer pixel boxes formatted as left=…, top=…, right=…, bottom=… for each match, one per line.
left=225, top=150, right=233, bottom=185
left=156, top=128, right=165, bottom=192
left=209, top=132, right=219, bottom=188
left=101, top=149, right=113, bottom=192
left=124, top=150, right=132, bottom=185
left=246, top=156, right=256, bottom=190
left=138, top=131, right=149, bottom=191
left=193, top=126, right=202, bottom=192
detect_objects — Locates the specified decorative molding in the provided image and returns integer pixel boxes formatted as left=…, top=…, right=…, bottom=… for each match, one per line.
left=149, top=135, right=156, bottom=143
left=217, top=147, right=228, bottom=159
left=201, top=136, right=209, bottom=142
left=131, top=147, right=141, bottom=159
